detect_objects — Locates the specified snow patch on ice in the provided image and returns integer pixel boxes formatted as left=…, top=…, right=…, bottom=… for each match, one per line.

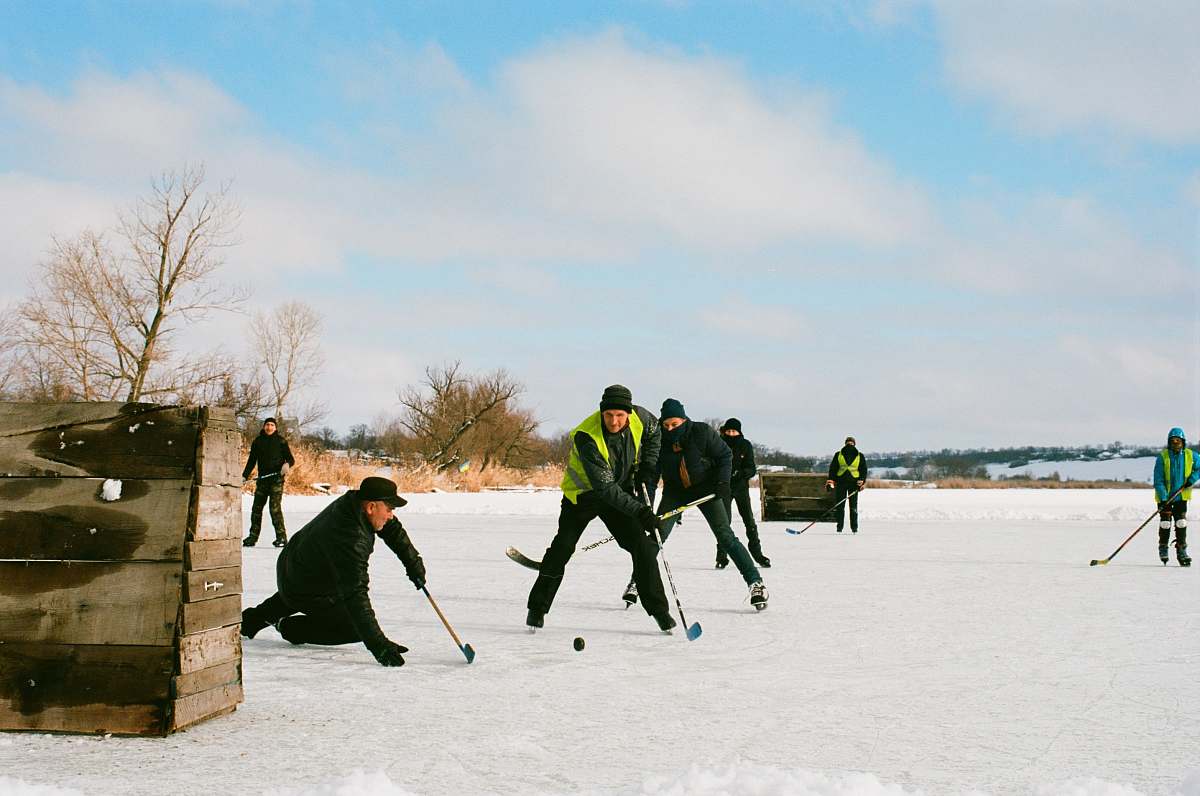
left=0, top=778, right=84, bottom=795
left=100, top=479, right=122, bottom=501
left=622, top=762, right=920, bottom=794
left=620, top=764, right=1200, bottom=796
left=263, top=769, right=419, bottom=795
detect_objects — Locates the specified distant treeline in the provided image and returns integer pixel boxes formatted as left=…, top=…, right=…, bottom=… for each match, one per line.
left=754, top=442, right=1169, bottom=481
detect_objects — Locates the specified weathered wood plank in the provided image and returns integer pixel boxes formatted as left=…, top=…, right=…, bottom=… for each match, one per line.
left=169, top=682, right=242, bottom=732
left=0, top=643, right=172, bottom=731
left=0, top=402, right=166, bottom=436
left=759, top=473, right=830, bottom=497
left=183, top=566, right=241, bottom=602
left=180, top=594, right=241, bottom=635
left=0, top=562, right=180, bottom=645
left=0, top=478, right=191, bottom=561
left=0, top=404, right=198, bottom=479
left=172, top=660, right=240, bottom=699
left=189, top=485, right=242, bottom=541
left=197, top=426, right=242, bottom=487
left=177, top=625, right=241, bottom=674
left=185, top=538, right=242, bottom=571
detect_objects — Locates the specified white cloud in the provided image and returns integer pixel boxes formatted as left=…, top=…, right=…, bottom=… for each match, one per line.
left=929, top=0, right=1200, bottom=143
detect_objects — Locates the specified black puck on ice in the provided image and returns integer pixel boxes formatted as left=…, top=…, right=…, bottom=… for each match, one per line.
left=573, top=636, right=585, bottom=651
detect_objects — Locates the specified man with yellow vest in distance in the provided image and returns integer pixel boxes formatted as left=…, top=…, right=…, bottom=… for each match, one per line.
left=826, top=436, right=868, bottom=533
left=1153, top=427, right=1197, bottom=567
left=525, top=385, right=676, bottom=632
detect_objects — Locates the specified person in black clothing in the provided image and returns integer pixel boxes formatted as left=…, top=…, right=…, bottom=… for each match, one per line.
left=240, top=477, right=424, bottom=667
left=526, top=384, right=675, bottom=632
left=242, top=417, right=296, bottom=547
left=825, top=435, right=867, bottom=533
left=634, top=399, right=767, bottom=610
left=716, top=418, right=769, bottom=569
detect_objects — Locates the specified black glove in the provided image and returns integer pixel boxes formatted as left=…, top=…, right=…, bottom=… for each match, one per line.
left=373, top=640, right=408, bottom=667
left=636, top=505, right=660, bottom=535
left=408, top=560, right=427, bottom=591
left=715, top=482, right=732, bottom=502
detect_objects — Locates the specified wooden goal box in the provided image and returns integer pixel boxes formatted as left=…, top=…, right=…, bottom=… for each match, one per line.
left=0, top=402, right=244, bottom=735
left=758, top=472, right=837, bottom=521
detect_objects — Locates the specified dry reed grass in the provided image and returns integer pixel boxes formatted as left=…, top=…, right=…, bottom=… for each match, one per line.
left=242, top=445, right=564, bottom=495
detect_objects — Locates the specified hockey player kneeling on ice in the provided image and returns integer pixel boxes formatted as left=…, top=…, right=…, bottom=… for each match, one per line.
left=633, top=399, right=767, bottom=611
left=240, top=477, right=425, bottom=666
left=526, top=384, right=676, bottom=632
left=1153, top=427, right=1197, bottom=567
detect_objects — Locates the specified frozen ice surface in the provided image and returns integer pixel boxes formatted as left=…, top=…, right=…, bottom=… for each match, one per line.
left=2, top=489, right=1196, bottom=795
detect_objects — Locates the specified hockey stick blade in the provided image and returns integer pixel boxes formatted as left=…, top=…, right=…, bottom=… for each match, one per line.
left=784, top=527, right=805, bottom=535
left=505, top=546, right=541, bottom=570
left=685, top=622, right=702, bottom=641
left=461, top=643, right=476, bottom=663
left=1089, top=559, right=1108, bottom=566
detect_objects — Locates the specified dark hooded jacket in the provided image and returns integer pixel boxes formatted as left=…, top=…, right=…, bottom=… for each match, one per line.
left=657, top=420, right=732, bottom=502
left=276, top=490, right=424, bottom=654
left=723, top=434, right=758, bottom=485
left=243, top=431, right=296, bottom=480
left=573, top=404, right=662, bottom=516
left=827, top=445, right=868, bottom=486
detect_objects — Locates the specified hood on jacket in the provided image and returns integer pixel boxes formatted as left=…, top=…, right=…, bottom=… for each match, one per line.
left=1168, top=427, right=1186, bottom=445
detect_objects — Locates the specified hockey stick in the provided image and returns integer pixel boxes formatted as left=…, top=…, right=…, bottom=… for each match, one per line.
left=785, top=489, right=860, bottom=535
left=1090, top=483, right=1186, bottom=566
left=649, top=521, right=702, bottom=641
left=421, top=586, right=475, bottom=663
left=243, top=471, right=281, bottom=485
left=505, top=494, right=717, bottom=570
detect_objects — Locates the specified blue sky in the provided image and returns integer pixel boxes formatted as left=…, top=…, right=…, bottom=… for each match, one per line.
left=2, top=1, right=1197, bottom=452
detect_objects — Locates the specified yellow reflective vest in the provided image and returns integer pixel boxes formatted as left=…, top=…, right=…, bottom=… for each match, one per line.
left=836, top=451, right=862, bottom=479
left=1161, top=448, right=1195, bottom=501
left=561, top=411, right=644, bottom=504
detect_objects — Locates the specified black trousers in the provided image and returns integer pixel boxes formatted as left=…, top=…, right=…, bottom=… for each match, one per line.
left=249, top=592, right=361, bottom=645
left=834, top=482, right=859, bottom=531
left=722, top=482, right=758, bottom=534
left=1158, top=499, right=1188, bottom=550
left=528, top=497, right=669, bottom=617
left=248, top=477, right=286, bottom=539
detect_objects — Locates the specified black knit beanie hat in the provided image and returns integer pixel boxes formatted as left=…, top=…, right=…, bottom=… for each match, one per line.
left=660, top=398, right=687, bottom=420
left=721, top=418, right=742, bottom=432
left=599, top=384, right=634, bottom=413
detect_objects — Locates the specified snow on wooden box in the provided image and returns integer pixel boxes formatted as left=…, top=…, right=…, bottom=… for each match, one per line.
left=759, top=472, right=837, bottom=521
left=0, top=402, right=244, bottom=736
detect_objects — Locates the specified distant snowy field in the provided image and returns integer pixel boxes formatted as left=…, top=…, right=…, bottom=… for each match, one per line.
left=983, top=456, right=1157, bottom=483
left=3, top=489, right=1197, bottom=796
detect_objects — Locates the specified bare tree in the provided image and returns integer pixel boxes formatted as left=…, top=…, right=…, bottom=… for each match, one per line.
left=15, top=165, right=245, bottom=403
left=398, top=361, right=537, bottom=471
left=250, top=300, right=327, bottom=432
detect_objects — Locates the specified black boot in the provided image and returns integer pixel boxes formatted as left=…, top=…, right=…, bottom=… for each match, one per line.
left=1160, top=526, right=1172, bottom=565
left=242, top=533, right=259, bottom=547
left=526, top=608, right=545, bottom=629
left=241, top=606, right=269, bottom=639
left=1178, top=528, right=1191, bottom=567
left=747, top=531, right=771, bottom=568
left=654, top=613, right=677, bottom=633
left=715, top=547, right=729, bottom=569
left=622, top=578, right=639, bottom=607
left=272, top=534, right=287, bottom=548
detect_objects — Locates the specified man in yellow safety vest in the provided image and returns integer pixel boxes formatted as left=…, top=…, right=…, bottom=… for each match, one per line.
left=825, top=436, right=868, bottom=533
left=524, top=385, right=676, bottom=631
left=1153, top=427, right=1196, bottom=566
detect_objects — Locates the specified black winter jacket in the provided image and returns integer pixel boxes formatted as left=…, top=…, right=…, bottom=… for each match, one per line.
left=276, top=491, right=424, bottom=654
left=827, top=445, right=868, bottom=485
left=723, top=434, right=757, bottom=485
left=243, top=432, right=295, bottom=480
left=658, top=420, right=732, bottom=502
left=573, top=404, right=661, bottom=517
